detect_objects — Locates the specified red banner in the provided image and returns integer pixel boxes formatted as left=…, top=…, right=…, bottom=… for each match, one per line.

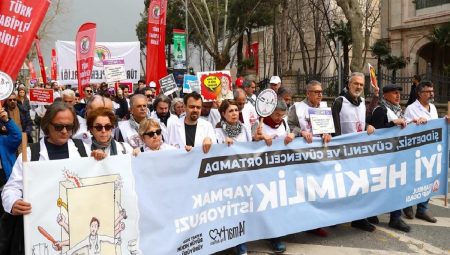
left=51, top=48, right=57, bottom=81
left=0, top=0, right=51, bottom=80
left=245, top=42, right=259, bottom=72
left=29, top=88, right=53, bottom=105
left=34, top=36, right=47, bottom=84
left=75, top=23, right=96, bottom=98
left=146, top=0, right=168, bottom=94
left=27, top=59, right=37, bottom=80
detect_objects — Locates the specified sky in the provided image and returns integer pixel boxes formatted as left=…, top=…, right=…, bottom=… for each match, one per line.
left=40, top=0, right=145, bottom=64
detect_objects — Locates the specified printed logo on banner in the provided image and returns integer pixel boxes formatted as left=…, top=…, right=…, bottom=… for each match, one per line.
left=151, top=5, right=161, bottom=19
left=176, top=233, right=204, bottom=254
left=208, top=221, right=245, bottom=246
left=79, top=37, right=90, bottom=54
left=94, top=45, right=112, bottom=67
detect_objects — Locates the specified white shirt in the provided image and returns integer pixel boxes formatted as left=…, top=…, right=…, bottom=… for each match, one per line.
left=117, top=120, right=144, bottom=149
left=404, top=100, right=438, bottom=122
left=262, top=122, right=289, bottom=140
left=2, top=139, right=91, bottom=213
left=200, top=108, right=221, bottom=128
left=241, top=102, right=258, bottom=131
left=149, top=111, right=178, bottom=143
left=167, top=117, right=217, bottom=149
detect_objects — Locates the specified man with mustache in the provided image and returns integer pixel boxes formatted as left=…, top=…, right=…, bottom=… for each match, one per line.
left=167, top=92, right=216, bottom=153
left=331, top=72, right=376, bottom=232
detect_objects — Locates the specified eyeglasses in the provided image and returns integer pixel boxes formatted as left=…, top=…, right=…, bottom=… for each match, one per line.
left=145, top=94, right=152, bottom=98
left=92, top=124, right=114, bottom=131
left=85, top=90, right=93, bottom=94
left=143, top=129, right=162, bottom=138
left=308, top=90, right=323, bottom=95
left=420, top=90, right=434, bottom=94
left=8, top=99, right=17, bottom=102
left=51, top=123, right=74, bottom=132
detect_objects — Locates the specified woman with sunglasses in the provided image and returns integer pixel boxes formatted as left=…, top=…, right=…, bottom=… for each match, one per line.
left=133, top=118, right=175, bottom=154
left=87, top=107, right=132, bottom=160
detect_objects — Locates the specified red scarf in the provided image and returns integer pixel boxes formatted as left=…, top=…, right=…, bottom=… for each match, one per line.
left=263, top=117, right=282, bottom=129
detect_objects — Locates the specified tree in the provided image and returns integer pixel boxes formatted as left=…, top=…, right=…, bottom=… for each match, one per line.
left=428, top=22, right=450, bottom=71
left=335, top=0, right=364, bottom=72
left=328, top=20, right=352, bottom=77
left=370, top=38, right=390, bottom=84
left=384, top=55, right=407, bottom=83
left=335, top=0, right=380, bottom=73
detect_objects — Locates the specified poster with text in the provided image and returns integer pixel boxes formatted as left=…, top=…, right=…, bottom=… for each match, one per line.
left=29, top=88, right=54, bottom=105
left=196, top=71, right=232, bottom=101
left=159, top=74, right=178, bottom=96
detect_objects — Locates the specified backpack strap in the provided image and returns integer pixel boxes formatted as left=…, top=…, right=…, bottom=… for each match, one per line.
left=119, top=142, right=126, bottom=154
left=30, top=142, right=40, bottom=162
left=72, top=139, right=88, bottom=157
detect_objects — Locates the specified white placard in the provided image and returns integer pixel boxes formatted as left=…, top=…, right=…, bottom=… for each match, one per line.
left=255, top=89, right=277, bottom=117
left=308, top=107, right=335, bottom=135
left=103, top=58, right=126, bottom=83
left=0, top=71, right=14, bottom=100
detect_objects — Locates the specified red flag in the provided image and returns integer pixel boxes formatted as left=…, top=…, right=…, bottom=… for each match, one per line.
left=146, top=0, right=168, bottom=94
left=51, top=49, right=57, bottom=81
left=0, top=0, right=51, bottom=80
left=245, top=42, right=259, bottom=72
left=75, top=23, right=96, bottom=98
left=27, top=59, right=37, bottom=80
left=34, top=36, right=47, bottom=84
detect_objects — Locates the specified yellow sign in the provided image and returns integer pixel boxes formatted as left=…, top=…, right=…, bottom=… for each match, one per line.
left=204, top=75, right=220, bottom=91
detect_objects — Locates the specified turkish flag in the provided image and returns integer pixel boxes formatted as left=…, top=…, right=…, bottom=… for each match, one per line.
left=75, top=23, right=96, bottom=98
left=0, top=0, right=51, bottom=80
left=146, top=0, right=168, bottom=94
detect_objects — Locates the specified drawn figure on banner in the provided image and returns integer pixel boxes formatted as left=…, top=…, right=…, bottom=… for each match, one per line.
left=218, top=75, right=233, bottom=101
left=35, top=169, right=133, bottom=255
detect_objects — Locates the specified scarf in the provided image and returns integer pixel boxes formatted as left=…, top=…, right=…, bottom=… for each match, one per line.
left=91, top=137, right=118, bottom=155
left=380, top=98, right=404, bottom=119
left=263, top=116, right=283, bottom=129
left=8, top=107, right=22, bottom=131
left=221, top=120, right=242, bottom=138
left=128, top=114, right=140, bottom=133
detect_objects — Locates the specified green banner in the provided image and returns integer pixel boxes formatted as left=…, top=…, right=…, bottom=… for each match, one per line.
left=173, top=29, right=186, bottom=70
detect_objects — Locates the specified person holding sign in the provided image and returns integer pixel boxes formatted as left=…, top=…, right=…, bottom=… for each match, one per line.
left=331, top=72, right=376, bottom=232
left=370, top=84, right=411, bottom=232
left=254, top=99, right=295, bottom=146
left=403, top=80, right=443, bottom=224
left=288, top=80, right=332, bottom=144
left=167, top=92, right=216, bottom=153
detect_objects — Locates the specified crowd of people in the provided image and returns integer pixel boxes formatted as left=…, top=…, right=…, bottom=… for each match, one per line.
left=0, top=74, right=447, bottom=255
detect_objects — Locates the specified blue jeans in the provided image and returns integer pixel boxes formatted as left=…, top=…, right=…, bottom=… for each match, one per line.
left=390, top=210, right=401, bottom=220
left=416, top=199, right=430, bottom=214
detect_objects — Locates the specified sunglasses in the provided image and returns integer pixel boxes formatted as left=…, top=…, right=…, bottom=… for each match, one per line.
left=143, top=129, right=162, bottom=138
left=8, top=99, right=16, bottom=102
left=51, top=123, right=74, bottom=132
left=145, top=94, right=153, bottom=98
left=92, top=124, right=114, bottom=131
left=85, top=90, right=93, bottom=94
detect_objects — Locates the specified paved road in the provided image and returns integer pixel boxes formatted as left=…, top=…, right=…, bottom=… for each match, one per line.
left=217, top=178, right=450, bottom=255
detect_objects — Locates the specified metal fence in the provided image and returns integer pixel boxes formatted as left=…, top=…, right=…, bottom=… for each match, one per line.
left=294, top=70, right=450, bottom=103
left=415, top=0, right=450, bottom=10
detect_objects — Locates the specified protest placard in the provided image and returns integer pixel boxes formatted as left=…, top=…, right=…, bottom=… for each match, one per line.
left=308, top=107, right=335, bottom=135
left=159, top=74, right=178, bottom=96
left=197, top=71, right=232, bottom=101
left=29, top=88, right=54, bottom=105
left=103, top=58, right=126, bottom=83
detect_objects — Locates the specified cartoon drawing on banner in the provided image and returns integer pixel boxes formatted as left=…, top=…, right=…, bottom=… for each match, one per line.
left=33, top=169, right=134, bottom=255
left=197, top=71, right=233, bottom=101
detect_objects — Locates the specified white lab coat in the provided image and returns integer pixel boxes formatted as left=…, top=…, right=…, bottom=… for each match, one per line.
left=167, top=116, right=217, bottom=149
left=2, top=139, right=91, bottom=213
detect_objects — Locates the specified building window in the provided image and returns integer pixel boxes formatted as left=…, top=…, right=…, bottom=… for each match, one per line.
left=415, top=0, right=450, bottom=9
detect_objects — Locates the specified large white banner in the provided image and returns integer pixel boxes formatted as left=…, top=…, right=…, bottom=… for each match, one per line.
left=24, top=154, right=141, bottom=255
left=56, top=41, right=140, bottom=85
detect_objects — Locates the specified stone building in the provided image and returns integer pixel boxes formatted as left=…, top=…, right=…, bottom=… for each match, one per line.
left=380, top=0, right=450, bottom=76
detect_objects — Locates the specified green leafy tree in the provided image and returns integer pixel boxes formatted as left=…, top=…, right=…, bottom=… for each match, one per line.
left=384, top=55, right=407, bottom=83
left=428, top=22, right=450, bottom=71
left=328, top=20, right=352, bottom=77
